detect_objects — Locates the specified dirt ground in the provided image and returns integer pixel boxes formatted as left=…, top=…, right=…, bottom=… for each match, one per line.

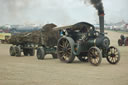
left=0, top=30, right=128, bottom=85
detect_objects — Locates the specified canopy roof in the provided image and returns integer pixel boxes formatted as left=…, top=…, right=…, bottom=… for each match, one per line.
left=53, top=22, right=95, bottom=31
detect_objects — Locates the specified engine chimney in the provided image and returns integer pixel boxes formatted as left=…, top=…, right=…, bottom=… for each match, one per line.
left=99, top=14, right=104, bottom=34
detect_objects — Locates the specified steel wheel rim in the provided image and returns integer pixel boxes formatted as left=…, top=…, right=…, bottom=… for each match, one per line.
left=58, top=38, right=72, bottom=61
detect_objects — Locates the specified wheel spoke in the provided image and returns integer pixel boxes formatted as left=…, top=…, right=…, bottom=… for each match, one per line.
left=67, top=48, right=71, bottom=51
left=58, top=46, right=63, bottom=50
left=58, top=51, right=63, bottom=53
left=95, top=51, right=98, bottom=56
left=112, top=48, right=115, bottom=53
left=94, top=59, right=97, bottom=64
left=112, top=57, right=114, bottom=62
left=59, top=44, right=64, bottom=48
left=90, top=51, right=94, bottom=56
left=91, top=58, right=94, bottom=63
left=114, top=49, right=117, bottom=53
left=67, top=51, right=71, bottom=55
left=92, top=49, right=95, bottom=55
left=65, top=56, right=69, bottom=61
left=115, top=52, right=118, bottom=55
left=114, top=57, right=117, bottom=62
left=63, top=53, right=69, bottom=60
left=65, top=40, right=69, bottom=48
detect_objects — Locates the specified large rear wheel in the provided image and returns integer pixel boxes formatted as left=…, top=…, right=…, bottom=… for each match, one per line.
left=106, top=46, right=120, bottom=64
left=88, top=47, right=102, bottom=66
left=57, top=38, right=75, bottom=63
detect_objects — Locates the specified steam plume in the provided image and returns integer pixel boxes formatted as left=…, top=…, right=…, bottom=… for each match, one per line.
left=83, top=0, right=104, bottom=15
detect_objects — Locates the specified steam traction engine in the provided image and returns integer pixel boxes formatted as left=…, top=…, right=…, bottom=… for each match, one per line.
left=54, top=14, right=120, bottom=66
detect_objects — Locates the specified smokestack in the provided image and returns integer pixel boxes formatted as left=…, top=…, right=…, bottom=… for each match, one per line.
left=89, top=0, right=105, bottom=34
left=99, top=13, right=104, bottom=34
left=82, top=0, right=105, bottom=34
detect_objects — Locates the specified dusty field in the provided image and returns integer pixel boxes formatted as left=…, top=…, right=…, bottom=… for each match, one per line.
left=0, top=31, right=128, bottom=85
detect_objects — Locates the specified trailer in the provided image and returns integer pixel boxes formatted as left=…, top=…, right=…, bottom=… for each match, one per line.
left=9, top=24, right=60, bottom=59
left=9, top=30, right=40, bottom=56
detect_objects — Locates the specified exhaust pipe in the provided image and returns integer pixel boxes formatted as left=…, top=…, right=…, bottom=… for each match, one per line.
left=99, top=14, right=104, bottom=34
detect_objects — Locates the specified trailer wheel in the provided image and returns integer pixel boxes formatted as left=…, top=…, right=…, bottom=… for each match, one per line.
left=106, top=46, right=120, bottom=64
left=57, top=37, right=75, bottom=63
left=88, top=47, right=102, bottom=66
left=77, top=56, right=88, bottom=62
left=52, top=53, right=57, bottom=59
left=37, top=47, right=45, bottom=60
left=15, top=46, right=21, bottom=57
left=10, top=46, right=16, bottom=56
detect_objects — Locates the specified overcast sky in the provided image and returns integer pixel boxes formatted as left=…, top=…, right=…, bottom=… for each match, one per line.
left=0, top=0, right=128, bottom=25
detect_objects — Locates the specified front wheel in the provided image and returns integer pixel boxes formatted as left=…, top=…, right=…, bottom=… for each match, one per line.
left=88, top=47, right=102, bottom=66
left=36, top=47, right=45, bottom=60
left=106, top=46, right=120, bottom=64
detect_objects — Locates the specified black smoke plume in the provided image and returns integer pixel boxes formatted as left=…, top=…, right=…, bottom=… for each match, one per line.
left=90, top=0, right=104, bottom=15
left=83, top=0, right=104, bottom=15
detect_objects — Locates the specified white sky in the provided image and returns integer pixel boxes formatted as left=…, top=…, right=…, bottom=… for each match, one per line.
left=0, top=0, right=128, bottom=25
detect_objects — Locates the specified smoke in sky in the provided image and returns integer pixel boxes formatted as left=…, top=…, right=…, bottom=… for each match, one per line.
left=83, top=0, right=104, bottom=15
left=0, top=0, right=75, bottom=25
left=0, top=0, right=128, bottom=25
